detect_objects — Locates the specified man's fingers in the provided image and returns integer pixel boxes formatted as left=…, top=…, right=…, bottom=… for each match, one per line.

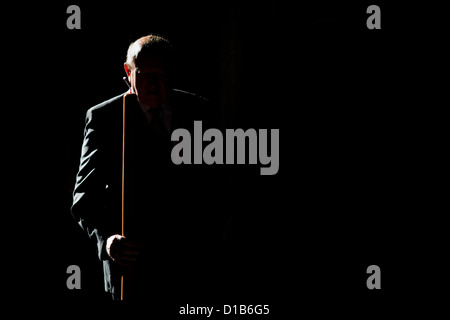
left=116, top=251, right=139, bottom=262
left=107, top=234, right=143, bottom=265
left=116, top=238, right=143, bottom=250
left=118, top=247, right=141, bottom=257
left=113, top=251, right=138, bottom=266
left=114, top=242, right=142, bottom=265
left=120, top=240, right=143, bottom=248
left=117, top=240, right=142, bottom=254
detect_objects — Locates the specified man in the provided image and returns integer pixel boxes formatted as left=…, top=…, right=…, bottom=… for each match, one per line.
left=71, top=35, right=223, bottom=301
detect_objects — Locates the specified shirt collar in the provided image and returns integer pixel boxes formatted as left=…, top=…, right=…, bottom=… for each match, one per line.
left=139, top=100, right=172, bottom=132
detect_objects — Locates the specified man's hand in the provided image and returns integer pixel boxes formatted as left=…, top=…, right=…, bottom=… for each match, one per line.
left=106, top=234, right=142, bottom=266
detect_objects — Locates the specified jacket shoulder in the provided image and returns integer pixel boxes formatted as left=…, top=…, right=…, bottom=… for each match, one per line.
left=172, top=89, right=209, bottom=103
left=171, top=89, right=211, bottom=118
left=86, top=93, right=125, bottom=119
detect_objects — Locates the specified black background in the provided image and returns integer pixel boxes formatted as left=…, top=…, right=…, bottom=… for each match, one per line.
left=5, top=0, right=447, bottom=317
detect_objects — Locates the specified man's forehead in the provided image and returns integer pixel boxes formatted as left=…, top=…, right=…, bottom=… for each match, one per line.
left=134, top=55, right=169, bottom=71
left=134, top=66, right=167, bottom=74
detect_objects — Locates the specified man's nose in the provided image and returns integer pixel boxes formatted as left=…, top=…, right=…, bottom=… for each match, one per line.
left=145, top=77, right=158, bottom=90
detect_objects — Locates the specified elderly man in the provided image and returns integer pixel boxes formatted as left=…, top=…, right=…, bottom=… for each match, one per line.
left=71, top=34, right=222, bottom=301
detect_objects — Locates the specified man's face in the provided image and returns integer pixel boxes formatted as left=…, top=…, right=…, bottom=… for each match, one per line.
left=128, top=56, right=170, bottom=108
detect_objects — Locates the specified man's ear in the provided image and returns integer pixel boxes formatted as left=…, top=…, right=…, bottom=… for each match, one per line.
left=124, top=63, right=132, bottom=78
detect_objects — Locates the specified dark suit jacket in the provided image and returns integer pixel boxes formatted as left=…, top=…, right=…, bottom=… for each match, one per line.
left=71, top=89, right=224, bottom=298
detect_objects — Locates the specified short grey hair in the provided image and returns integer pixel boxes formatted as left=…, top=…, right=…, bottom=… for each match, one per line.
left=125, top=34, right=175, bottom=70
